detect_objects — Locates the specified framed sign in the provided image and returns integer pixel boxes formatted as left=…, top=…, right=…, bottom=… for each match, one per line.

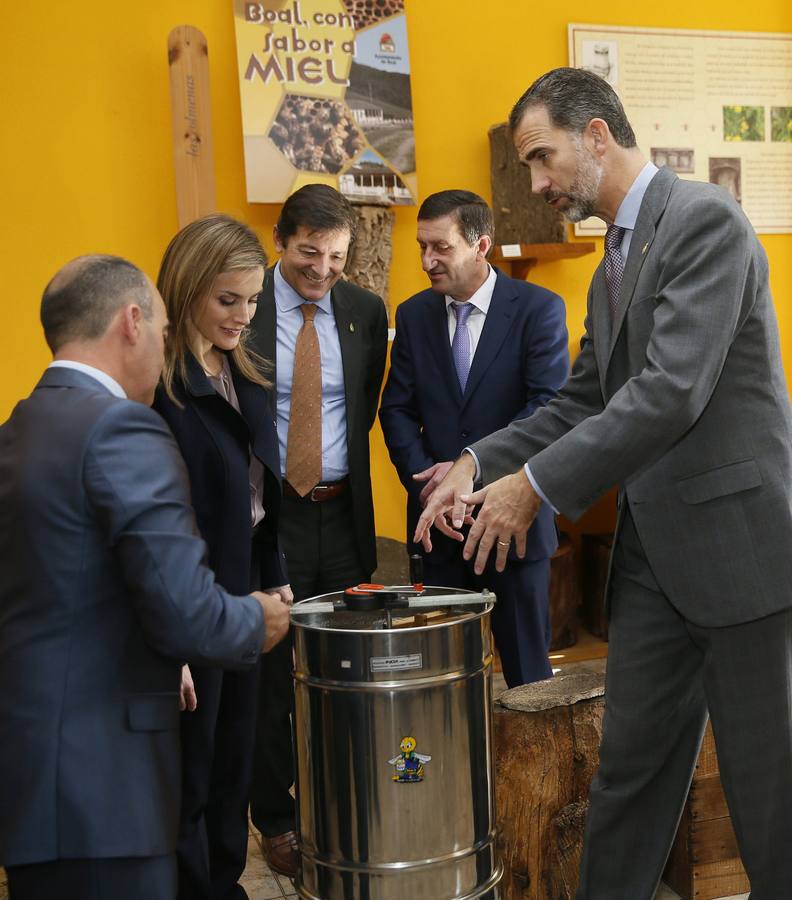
left=569, top=24, right=792, bottom=234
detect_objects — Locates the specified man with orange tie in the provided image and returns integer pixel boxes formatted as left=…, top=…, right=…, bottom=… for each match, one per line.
left=247, top=183, right=388, bottom=877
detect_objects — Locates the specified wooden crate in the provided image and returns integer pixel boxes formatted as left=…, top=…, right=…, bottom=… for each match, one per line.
left=579, top=533, right=612, bottom=640
left=549, top=535, right=579, bottom=651
left=663, top=722, right=750, bottom=899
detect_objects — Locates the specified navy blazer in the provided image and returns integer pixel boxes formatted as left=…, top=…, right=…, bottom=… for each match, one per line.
left=0, top=368, right=264, bottom=866
left=379, top=268, right=569, bottom=561
left=154, top=353, right=287, bottom=594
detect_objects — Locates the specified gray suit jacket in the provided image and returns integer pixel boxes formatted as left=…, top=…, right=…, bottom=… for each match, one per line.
left=0, top=368, right=265, bottom=866
left=472, top=167, right=792, bottom=627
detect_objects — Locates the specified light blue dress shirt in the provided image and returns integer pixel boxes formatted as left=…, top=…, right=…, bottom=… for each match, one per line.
left=273, top=262, right=349, bottom=482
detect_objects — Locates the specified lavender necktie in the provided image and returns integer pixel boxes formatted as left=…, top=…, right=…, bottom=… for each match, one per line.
left=604, top=224, right=626, bottom=317
left=451, top=301, right=474, bottom=391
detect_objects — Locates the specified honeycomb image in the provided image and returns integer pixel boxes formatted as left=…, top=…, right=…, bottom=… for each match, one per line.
left=342, top=0, right=404, bottom=30
left=268, top=96, right=364, bottom=174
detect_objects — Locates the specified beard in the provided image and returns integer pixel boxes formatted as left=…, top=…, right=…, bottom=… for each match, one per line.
left=544, top=140, right=603, bottom=223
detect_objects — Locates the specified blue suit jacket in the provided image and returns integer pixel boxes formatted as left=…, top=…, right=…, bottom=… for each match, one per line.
left=379, top=268, right=569, bottom=561
left=0, top=368, right=264, bottom=866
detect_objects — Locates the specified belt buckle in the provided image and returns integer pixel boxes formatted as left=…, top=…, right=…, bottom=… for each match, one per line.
left=309, top=484, right=327, bottom=502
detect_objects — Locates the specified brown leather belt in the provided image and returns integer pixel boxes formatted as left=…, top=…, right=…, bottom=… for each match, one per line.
left=283, top=477, right=349, bottom=502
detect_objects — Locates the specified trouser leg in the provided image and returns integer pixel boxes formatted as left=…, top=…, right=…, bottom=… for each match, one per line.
left=692, top=607, right=792, bottom=899
left=576, top=508, right=708, bottom=900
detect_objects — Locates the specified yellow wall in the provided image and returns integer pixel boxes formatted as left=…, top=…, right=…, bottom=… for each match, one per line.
left=2, top=1, right=790, bottom=544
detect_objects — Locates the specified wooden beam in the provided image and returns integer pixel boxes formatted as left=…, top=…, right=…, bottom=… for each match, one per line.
left=167, top=25, right=216, bottom=228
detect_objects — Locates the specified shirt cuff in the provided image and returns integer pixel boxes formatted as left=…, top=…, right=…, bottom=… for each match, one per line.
left=462, top=447, right=481, bottom=482
left=524, top=464, right=559, bottom=514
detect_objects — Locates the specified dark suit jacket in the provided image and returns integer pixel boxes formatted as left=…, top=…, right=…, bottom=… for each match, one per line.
left=248, top=268, right=388, bottom=577
left=153, top=353, right=286, bottom=594
left=473, top=168, right=792, bottom=626
left=380, top=268, right=569, bottom=561
left=0, top=368, right=264, bottom=867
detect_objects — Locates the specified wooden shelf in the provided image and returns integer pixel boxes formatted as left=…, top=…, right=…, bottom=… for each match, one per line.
left=490, top=241, right=596, bottom=280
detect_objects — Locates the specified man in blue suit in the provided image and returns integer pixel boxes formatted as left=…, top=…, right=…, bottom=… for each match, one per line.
left=379, top=191, right=568, bottom=685
left=0, top=256, right=290, bottom=900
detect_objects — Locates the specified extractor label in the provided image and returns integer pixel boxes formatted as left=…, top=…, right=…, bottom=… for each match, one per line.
left=369, top=653, right=423, bottom=672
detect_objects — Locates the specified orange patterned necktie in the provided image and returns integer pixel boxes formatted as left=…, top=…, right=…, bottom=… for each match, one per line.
left=285, top=303, right=322, bottom=496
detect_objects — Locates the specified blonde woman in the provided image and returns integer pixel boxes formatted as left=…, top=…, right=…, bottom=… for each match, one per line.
left=154, top=215, right=291, bottom=900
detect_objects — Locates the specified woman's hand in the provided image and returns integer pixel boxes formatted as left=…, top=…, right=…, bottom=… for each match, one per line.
left=179, top=664, right=197, bottom=712
left=267, top=584, right=294, bottom=606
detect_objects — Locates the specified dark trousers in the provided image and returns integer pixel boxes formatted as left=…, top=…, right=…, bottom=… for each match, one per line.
left=250, top=490, right=369, bottom=837
left=421, top=553, right=552, bottom=687
left=7, top=854, right=177, bottom=900
left=177, top=543, right=264, bottom=900
left=576, top=505, right=792, bottom=899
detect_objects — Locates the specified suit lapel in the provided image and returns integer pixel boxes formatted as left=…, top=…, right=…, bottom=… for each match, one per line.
left=425, top=291, right=463, bottom=404
left=332, top=280, right=361, bottom=433
left=461, top=270, right=515, bottom=407
left=605, top=167, right=677, bottom=368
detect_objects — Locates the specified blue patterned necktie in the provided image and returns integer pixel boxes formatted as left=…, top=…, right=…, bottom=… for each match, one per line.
left=604, top=224, right=626, bottom=317
left=451, top=301, right=475, bottom=391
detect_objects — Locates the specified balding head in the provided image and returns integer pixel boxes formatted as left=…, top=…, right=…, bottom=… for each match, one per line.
left=41, top=255, right=153, bottom=352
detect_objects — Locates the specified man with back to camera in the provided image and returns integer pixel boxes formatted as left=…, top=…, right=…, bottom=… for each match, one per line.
left=416, top=68, right=792, bottom=898
left=0, top=255, right=290, bottom=900
left=247, top=183, right=388, bottom=876
left=379, top=189, right=569, bottom=686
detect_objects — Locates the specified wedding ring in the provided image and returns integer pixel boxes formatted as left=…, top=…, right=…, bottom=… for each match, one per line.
left=497, top=540, right=509, bottom=547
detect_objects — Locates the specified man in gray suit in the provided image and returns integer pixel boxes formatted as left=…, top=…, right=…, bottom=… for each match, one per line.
left=0, top=256, right=290, bottom=900
left=417, top=68, right=792, bottom=898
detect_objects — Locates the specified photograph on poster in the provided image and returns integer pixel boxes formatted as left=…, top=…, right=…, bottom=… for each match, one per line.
left=723, top=105, right=765, bottom=142
left=709, top=157, right=742, bottom=204
left=771, top=107, right=792, bottom=142
left=650, top=147, right=695, bottom=173
left=581, top=40, right=619, bottom=87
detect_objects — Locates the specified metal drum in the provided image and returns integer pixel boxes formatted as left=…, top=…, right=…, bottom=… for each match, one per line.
left=291, top=586, right=502, bottom=900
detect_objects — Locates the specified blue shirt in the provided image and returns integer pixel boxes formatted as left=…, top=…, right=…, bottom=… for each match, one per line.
left=273, top=262, right=349, bottom=482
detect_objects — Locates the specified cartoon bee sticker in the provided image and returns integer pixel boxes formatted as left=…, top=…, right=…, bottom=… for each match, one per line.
left=388, top=736, right=432, bottom=783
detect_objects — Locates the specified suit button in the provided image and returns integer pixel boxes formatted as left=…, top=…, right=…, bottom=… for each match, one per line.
left=461, top=431, right=469, bottom=438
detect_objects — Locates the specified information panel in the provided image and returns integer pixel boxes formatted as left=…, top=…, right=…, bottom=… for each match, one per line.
left=569, top=24, right=792, bottom=234
left=234, top=0, right=417, bottom=205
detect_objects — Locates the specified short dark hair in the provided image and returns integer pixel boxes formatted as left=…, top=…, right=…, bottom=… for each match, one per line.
left=417, top=190, right=494, bottom=244
left=509, top=67, right=636, bottom=148
left=276, top=183, right=358, bottom=245
left=40, top=255, right=151, bottom=352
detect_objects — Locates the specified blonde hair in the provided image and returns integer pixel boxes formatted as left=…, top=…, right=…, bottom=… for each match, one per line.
left=157, top=214, right=271, bottom=402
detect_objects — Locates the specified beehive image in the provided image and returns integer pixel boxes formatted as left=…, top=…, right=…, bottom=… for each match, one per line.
left=268, top=95, right=364, bottom=174
left=342, top=0, right=404, bottom=30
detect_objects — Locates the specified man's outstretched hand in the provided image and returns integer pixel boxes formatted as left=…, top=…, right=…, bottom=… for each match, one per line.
left=461, top=470, right=542, bottom=574
left=413, top=453, right=477, bottom=551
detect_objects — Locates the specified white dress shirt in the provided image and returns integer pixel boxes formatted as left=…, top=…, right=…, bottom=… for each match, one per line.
left=444, top=265, right=498, bottom=356
left=48, top=360, right=126, bottom=398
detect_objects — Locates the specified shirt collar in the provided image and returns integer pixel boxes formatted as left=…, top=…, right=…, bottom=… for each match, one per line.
left=274, top=261, right=333, bottom=315
left=613, top=161, right=659, bottom=231
left=48, top=360, right=127, bottom=398
left=444, top=264, right=497, bottom=315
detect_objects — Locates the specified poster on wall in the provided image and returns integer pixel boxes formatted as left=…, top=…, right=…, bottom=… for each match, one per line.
left=233, top=0, right=417, bottom=205
left=568, top=24, right=792, bottom=235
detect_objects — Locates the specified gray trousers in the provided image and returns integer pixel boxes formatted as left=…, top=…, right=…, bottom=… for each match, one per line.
left=576, top=506, right=792, bottom=900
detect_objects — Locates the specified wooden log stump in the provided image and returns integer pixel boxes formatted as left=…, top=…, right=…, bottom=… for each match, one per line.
left=489, top=123, right=566, bottom=246
left=494, top=670, right=605, bottom=899
left=580, top=533, right=613, bottom=641
left=549, top=535, right=579, bottom=650
left=346, top=203, right=394, bottom=315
